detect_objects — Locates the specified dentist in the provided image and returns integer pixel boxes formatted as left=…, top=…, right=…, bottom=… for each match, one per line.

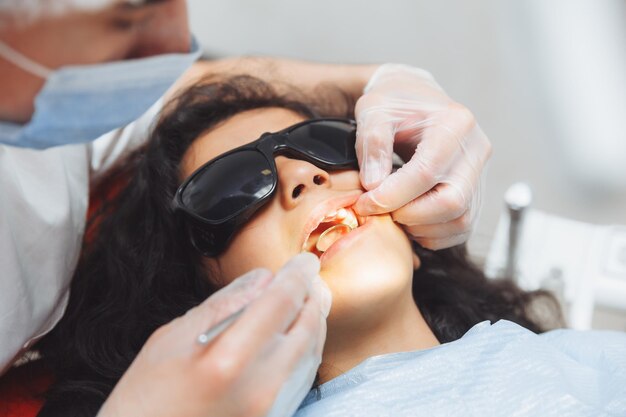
left=0, top=1, right=490, bottom=415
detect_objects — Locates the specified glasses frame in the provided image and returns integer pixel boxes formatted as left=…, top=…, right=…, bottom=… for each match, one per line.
left=172, top=118, right=358, bottom=256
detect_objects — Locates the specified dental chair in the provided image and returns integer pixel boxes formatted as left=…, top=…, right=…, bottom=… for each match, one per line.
left=485, top=182, right=626, bottom=330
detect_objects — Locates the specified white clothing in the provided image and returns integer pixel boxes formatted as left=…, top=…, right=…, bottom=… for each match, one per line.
left=0, top=100, right=162, bottom=374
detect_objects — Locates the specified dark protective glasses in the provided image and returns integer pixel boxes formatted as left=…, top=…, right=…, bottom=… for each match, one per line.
left=173, top=118, right=359, bottom=256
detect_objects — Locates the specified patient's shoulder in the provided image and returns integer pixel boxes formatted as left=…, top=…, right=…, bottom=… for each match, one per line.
left=539, top=327, right=626, bottom=368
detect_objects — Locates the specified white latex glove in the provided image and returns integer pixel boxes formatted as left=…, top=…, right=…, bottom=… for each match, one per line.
left=97, top=253, right=331, bottom=417
left=354, top=64, right=492, bottom=250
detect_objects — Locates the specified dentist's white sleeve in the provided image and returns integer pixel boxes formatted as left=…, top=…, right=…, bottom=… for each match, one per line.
left=0, top=100, right=162, bottom=375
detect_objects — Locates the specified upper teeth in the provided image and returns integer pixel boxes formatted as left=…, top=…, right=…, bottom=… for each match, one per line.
left=321, top=207, right=358, bottom=229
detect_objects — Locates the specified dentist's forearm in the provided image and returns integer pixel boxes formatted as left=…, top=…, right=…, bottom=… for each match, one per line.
left=168, top=56, right=378, bottom=113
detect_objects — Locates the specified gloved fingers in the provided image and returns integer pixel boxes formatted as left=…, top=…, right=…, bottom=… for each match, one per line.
left=354, top=105, right=396, bottom=190
left=247, top=273, right=328, bottom=366
left=401, top=211, right=474, bottom=240
left=308, top=275, right=331, bottom=357
left=396, top=133, right=486, bottom=224
left=411, top=232, right=472, bottom=251
left=302, top=276, right=333, bottom=357
left=270, top=291, right=325, bottom=375
left=250, top=291, right=327, bottom=417
left=355, top=94, right=435, bottom=190
left=354, top=154, right=437, bottom=216
left=417, top=120, right=491, bottom=178
left=155, top=267, right=273, bottom=357
left=354, top=103, right=486, bottom=217
left=391, top=168, right=477, bottom=226
left=353, top=110, right=468, bottom=216
left=207, top=253, right=320, bottom=366
left=310, top=275, right=332, bottom=319
left=396, top=160, right=483, bottom=250
left=363, top=64, right=441, bottom=95
left=190, top=267, right=273, bottom=322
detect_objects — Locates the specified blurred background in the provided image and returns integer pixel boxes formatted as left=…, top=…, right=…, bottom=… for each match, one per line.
left=187, top=0, right=626, bottom=329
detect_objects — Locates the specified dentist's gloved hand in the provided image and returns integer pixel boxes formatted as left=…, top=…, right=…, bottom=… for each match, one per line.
left=97, top=253, right=331, bottom=417
left=354, top=64, right=492, bottom=250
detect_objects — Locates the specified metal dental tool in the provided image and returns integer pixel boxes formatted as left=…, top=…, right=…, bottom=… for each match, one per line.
left=197, top=305, right=247, bottom=345
left=316, top=223, right=354, bottom=253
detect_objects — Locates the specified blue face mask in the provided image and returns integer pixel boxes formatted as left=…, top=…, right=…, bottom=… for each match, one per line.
left=0, top=36, right=201, bottom=149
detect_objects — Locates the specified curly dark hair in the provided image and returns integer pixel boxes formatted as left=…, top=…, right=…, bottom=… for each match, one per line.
left=36, top=75, right=561, bottom=417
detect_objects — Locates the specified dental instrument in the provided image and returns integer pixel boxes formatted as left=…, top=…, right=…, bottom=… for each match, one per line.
left=197, top=306, right=247, bottom=345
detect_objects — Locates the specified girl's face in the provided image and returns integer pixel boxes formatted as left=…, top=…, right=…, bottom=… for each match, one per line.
left=181, top=108, right=417, bottom=327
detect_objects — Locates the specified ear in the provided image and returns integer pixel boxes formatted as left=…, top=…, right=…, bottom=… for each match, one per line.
left=412, top=252, right=421, bottom=270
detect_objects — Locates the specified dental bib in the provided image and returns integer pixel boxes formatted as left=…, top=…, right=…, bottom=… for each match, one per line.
left=296, top=320, right=626, bottom=416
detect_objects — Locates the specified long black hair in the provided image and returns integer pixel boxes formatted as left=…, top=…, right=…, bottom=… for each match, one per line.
left=37, top=75, right=561, bottom=417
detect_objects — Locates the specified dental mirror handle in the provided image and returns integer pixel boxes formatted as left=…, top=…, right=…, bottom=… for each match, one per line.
left=197, top=306, right=247, bottom=345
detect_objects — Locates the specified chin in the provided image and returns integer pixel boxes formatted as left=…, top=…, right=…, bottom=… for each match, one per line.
left=319, top=216, right=415, bottom=325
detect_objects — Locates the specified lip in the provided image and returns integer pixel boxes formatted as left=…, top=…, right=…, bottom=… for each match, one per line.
left=299, top=191, right=364, bottom=252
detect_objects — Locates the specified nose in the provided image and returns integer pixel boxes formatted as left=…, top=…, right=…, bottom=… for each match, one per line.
left=131, top=0, right=191, bottom=58
left=275, top=156, right=330, bottom=208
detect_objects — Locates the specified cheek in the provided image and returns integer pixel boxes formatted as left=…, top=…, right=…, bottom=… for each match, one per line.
left=209, top=209, right=292, bottom=285
left=330, top=170, right=362, bottom=190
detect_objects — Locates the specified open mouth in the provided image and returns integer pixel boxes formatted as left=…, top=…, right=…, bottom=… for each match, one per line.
left=302, top=206, right=362, bottom=257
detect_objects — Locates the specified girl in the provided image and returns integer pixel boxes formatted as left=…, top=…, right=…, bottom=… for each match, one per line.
left=38, top=75, right=625, bottom=417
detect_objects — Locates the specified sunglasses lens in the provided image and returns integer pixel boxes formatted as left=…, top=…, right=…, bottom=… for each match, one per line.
left=181, top=150, right=274, bottom=222
left=287, top=120, right=357, bottom=164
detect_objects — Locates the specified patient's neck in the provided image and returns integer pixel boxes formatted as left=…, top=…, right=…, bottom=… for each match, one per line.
left=318, top=291, right=439, bottom=384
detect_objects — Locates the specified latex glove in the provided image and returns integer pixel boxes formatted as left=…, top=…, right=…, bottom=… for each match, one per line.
left=97, top=253, right=331, bottom=417
left=354, top=64, right=492, bottom=250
